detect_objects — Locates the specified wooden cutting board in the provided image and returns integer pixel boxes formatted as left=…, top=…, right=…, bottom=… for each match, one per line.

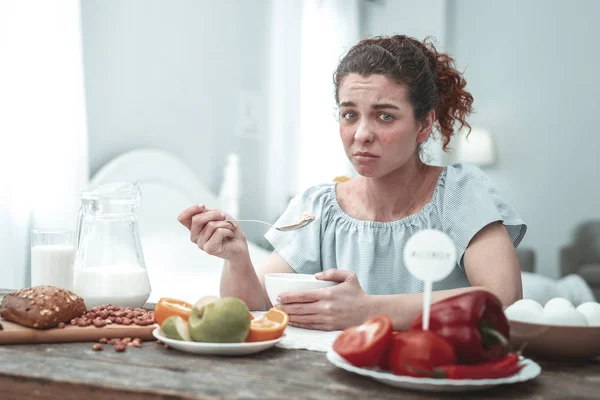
left=0, top=317, right=158, bottom=344
left=0, top=289, right=158, bottom=344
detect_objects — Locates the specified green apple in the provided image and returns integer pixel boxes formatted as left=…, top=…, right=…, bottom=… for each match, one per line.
left=161, top=316, right=191, bottom=341
left=188, top=297, right=251, bottom=343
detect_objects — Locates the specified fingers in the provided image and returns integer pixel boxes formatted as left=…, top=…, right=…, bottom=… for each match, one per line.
left=202, top=227, right=236, bottom=254
left=190, top=211, right=232, bottom=243
left=275, top=301, right=319, bottom=316
left=315, top=269, right=355, bottom=283
left=277, top=289, right=323, bottom=305
left=196, top=221, right=237, bottom=249
left=177, top=204, right=206, bottom=230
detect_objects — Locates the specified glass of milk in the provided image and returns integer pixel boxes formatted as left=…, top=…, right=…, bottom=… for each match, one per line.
left=30, top=229, right=75, bottom=290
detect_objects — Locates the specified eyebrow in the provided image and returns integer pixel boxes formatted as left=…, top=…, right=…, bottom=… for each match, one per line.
left=339, top=101, right=400, bottom=110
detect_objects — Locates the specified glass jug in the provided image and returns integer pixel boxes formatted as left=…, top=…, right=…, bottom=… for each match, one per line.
left=73, top=182, right=151, bottom=308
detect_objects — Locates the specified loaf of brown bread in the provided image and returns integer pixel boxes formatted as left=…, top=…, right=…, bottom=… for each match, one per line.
left=0, top=286, right=86, bottom=329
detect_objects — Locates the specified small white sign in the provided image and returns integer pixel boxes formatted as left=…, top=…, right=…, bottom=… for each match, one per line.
left=404, top=229, right=457, bottom=330
left=404, top=229, right=457, bottom=282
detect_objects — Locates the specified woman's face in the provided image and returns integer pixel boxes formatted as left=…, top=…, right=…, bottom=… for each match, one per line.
left=337, top=73, right=432, bottom=178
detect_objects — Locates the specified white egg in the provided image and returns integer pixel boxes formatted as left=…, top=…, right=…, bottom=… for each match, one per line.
left=505, top=299, right=544, bottom=323
left=542, top=308, right=589, bottom=326
left=544, top=297, right=574, bottom=312
left=576, top=302, right=600, bottom=326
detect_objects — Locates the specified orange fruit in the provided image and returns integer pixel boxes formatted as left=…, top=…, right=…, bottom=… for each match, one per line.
left=245, top=308, right=289, bottom=342
left=154, top=298, right=192, bottom=326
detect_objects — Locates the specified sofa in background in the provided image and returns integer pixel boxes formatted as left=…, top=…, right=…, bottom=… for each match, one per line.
left=560, top=220, right=600, bottom=300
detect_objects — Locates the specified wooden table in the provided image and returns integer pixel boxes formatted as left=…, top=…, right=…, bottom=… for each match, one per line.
left=0, top=341, right=599, bottom=399
left=1, top=291, right=599, bottom=399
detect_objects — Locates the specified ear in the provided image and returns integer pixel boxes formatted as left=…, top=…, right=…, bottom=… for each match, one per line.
left=416, top=110, right=436, bottom=144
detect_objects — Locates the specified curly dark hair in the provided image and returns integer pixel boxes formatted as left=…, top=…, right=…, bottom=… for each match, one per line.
left=334, top=35, right=473, bottom=151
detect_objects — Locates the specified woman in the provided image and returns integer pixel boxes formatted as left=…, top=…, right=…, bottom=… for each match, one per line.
left=178, top=35, right=526, bottom=331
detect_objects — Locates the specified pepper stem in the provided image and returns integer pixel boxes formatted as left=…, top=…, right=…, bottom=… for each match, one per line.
left=481, top=327, right=509, bottom=348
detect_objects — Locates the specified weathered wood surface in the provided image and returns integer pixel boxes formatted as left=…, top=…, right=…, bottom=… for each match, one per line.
left=2, top=289, right=600, bottom=399
left=0, top=340, right=599, bottom=400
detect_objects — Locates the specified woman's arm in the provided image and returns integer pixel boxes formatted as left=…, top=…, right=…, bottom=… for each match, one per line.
left=220, top=251, right=294, bottom=311
left=367, top=222, right=522, bottom=330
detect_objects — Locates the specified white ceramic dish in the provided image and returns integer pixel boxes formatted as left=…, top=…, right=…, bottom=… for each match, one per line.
left=152, top=328, right=284, bottom=356
left=509, top=319, right=600, bottom=360
left=265, top=273, right=337, bottom=306
left=326, top=349, right=541, bottom=393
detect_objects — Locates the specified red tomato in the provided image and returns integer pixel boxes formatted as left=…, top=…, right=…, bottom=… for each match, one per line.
left=387, top=331, right=456, bottom=377
left=333, top=315, right=393, bottom=368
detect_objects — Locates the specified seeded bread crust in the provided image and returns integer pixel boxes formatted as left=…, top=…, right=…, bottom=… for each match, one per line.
left=0, top=286, right=86, bottom=329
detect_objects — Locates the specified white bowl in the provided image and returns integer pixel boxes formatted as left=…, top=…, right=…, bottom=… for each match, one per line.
left=509, top=319, right=600, bottom=360
left=264, top=273, right=338, bottom=306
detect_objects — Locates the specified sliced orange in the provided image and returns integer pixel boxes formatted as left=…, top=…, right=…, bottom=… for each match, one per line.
left=245, top=308, right=289, bottom=342
left=154, top=297, right=192, bottom=326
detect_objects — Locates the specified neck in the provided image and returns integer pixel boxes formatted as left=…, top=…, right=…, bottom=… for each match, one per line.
left=359, top=156, right=430, bottom=220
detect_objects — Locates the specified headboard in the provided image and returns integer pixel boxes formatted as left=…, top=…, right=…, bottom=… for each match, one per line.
left=90, top=148, right=270, bottom=303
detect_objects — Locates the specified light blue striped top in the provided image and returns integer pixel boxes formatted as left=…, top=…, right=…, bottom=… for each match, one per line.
left=264, top=163, right=527, bottom=294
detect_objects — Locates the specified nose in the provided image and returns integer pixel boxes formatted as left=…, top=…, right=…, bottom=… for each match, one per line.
left=354, top=119, right=375, bottom=144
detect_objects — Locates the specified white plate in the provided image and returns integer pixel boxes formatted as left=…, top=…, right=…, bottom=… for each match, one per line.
left=326, top=349, right=542, bottom=393
left=152, top=328, right=284, bottom=356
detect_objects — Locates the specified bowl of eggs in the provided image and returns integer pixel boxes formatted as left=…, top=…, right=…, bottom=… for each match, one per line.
left=505, top=297, right=600, bottom=360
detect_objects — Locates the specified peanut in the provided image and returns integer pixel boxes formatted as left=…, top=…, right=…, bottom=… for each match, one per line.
left=92, top=319, right=106, bottom=328
left=114, top=344, right=126, bottom=352
left=57, top=322, right=66, bottom=329
left=99, top=338, right=108, bottom=344
left=92, top=344, right=103, bottom=351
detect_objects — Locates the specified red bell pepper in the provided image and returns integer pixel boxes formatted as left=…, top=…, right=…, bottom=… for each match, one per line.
left=410, top=290, right=510, bottom=364
left=405, top=353, right=523, bottom=380
left=387, top=331, right=456, bottom=377
left=333, top=315, right=393, bottom=368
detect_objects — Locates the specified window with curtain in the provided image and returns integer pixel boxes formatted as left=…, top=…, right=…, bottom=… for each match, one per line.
left=0, top=0, right=89, bottom=289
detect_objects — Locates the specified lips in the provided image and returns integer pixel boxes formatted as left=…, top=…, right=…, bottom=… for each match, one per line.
left=353, top=151, right=380, bottom=164
left=354, top=151, right=379, bottom=158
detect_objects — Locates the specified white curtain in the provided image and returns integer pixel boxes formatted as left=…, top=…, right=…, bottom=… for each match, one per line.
left=295, top=0, right=361, bottom=192
left=0, top=0, right=89, bottom=289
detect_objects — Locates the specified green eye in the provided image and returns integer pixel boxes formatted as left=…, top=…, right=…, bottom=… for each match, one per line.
left=342, top=112, right=357, bottom=120
left=379, top=114, right=393, bottom=121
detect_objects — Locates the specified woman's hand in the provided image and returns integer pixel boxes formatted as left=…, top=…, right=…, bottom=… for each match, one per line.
left=177, top=204, right=249, bottom=261
left=275, top=269, right=372, bottom=331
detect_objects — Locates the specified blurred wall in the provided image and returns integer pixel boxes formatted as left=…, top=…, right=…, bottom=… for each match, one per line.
left=447, top=0, right=600, bottom=277
left=81, top=0, right=271, bottom=244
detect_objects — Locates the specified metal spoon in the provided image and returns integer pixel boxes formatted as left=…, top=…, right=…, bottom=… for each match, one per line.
left=224, top=217, right=315, bottom=232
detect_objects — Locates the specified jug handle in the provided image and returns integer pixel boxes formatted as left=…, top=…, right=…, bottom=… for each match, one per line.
left=75, top=204, right=84, bottom=249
